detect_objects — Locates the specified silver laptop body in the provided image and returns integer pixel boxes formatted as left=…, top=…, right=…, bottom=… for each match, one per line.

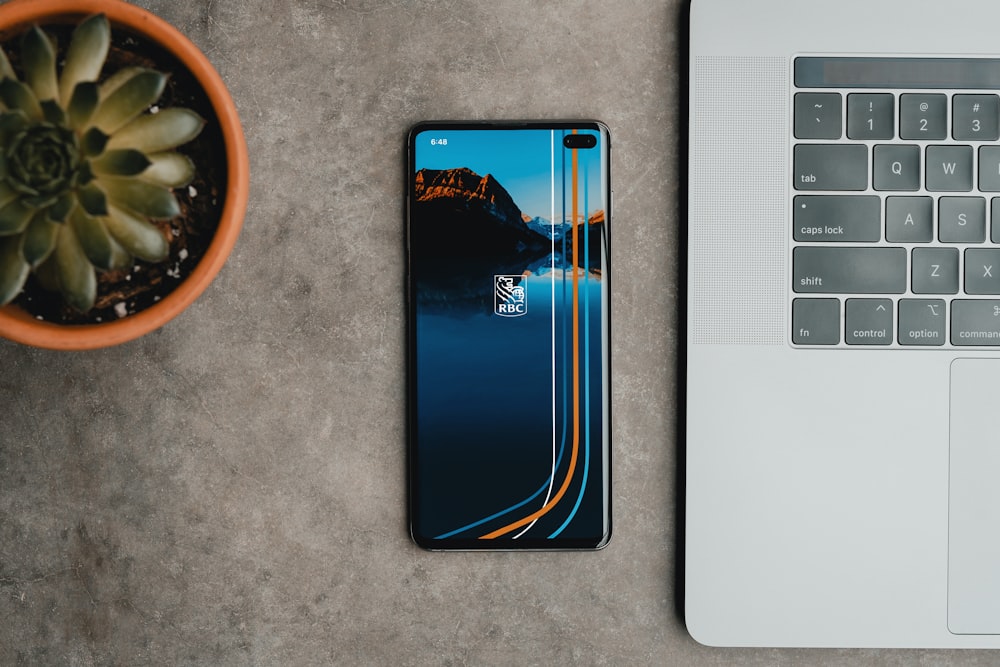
left=687, top=0, right=1000, bottom=647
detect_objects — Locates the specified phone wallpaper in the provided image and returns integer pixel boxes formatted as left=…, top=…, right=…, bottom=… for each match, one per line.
left=410, top=127, right=609, bottom=547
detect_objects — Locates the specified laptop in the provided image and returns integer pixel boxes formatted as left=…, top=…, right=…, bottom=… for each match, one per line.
left=686, top=0, right=1000, bottom=648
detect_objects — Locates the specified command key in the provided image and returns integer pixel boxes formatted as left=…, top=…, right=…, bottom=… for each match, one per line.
left=952, top=300, right=1000, bottom=345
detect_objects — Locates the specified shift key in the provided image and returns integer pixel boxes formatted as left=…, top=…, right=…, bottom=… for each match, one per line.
left=794, top=247, right=906, bottom=293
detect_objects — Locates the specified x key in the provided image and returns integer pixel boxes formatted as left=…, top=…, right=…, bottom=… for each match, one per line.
left=965, top=249, right=1000, bottom=294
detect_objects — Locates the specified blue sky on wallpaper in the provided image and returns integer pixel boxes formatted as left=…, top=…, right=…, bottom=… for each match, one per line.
left=414, top=128, right=603, bottom=221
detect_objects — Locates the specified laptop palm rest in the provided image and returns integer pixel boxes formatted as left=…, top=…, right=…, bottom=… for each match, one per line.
left=949, top=358, right=1000, bottom=634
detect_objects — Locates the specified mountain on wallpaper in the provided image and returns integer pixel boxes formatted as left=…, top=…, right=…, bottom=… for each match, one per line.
left=412, top=167, right=604, bottom=260
left=411, top=167, right=605, bottom=313
left=411, top=168, right=549, bottom=255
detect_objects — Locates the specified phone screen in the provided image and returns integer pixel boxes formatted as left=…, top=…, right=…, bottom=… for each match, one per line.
left=407, top=122, right=611, bottom=549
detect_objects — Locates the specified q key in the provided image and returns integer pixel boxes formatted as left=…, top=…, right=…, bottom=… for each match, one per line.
left=874, top=144, right=920, bottom=191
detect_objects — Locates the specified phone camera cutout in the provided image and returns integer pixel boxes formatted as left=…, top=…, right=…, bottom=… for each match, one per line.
left=563, top=133, right=597, bottom=149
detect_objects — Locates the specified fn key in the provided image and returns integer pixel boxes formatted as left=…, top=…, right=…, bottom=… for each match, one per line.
left=793, top=298, right=840, bottom=345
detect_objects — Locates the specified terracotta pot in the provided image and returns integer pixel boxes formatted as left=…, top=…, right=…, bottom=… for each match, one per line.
left=0, top=0, right=249, bottom=350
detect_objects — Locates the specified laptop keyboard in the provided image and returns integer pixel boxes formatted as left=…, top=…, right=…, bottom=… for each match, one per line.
left=792, top=57, right=1000, bottom=347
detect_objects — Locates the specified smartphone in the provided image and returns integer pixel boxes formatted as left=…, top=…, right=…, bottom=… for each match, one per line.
left=406, top=121, right=612, bottom=550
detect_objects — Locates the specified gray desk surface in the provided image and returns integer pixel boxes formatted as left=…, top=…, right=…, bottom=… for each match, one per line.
left=0, top=1, right=993, bottom=664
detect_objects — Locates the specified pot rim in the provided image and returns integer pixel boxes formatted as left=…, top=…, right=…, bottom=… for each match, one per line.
left=0, top=0, right=249, bottom=350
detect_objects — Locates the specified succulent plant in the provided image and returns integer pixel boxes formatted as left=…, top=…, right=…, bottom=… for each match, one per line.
left=0, top=14, right=204, bottom=312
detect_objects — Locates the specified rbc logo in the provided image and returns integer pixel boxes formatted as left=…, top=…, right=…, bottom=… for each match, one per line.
left=494, top=275, right=527, bottom=317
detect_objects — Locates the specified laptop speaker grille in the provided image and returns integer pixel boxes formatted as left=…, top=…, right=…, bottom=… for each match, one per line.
left=689, top=56, right=787, bottom=345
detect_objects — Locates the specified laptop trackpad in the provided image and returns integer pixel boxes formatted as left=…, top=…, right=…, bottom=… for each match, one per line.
left=949, top=359, right=1000, bottom=634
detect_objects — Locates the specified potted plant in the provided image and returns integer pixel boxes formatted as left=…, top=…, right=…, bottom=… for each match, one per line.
left=0, top=0, right=248, bottom=350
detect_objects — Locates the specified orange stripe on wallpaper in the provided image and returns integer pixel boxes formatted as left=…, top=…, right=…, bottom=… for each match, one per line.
left=480, top=132, right=582, bottom=540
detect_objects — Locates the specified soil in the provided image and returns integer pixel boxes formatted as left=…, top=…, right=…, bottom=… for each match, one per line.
left=3, top=19, right=228, bottom=324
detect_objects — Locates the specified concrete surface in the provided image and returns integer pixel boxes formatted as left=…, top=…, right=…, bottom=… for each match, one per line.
left=0, top=0, right=995, bottom=665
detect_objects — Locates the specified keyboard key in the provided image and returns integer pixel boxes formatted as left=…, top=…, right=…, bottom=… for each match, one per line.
left=980, top=147, right=1000, bottom=191
left=992, top=198, right=1000, bottom=243
left=939, top=197, right=986, bottom=243
left=795, top=93, right=842, bottom=139
left=898, top=299, right=946, bottom=346
left=793, top=196, right=880, bottom=242
left=952, top=300, right=1000, bottom=345
left=874, top=144, right=920, bottom=191
left=793, top=247, right=906, bottom=293
left=964, top=249, right=1000, bottom=294
left=912, top=247, right=959, bottom=294
left=845, top=299, right=892, bottom=345
left=794, top=144, right=868, bottom=191
left=953, top=94, right=1000, bottom=141
left=901, top=94, right=947, bottom=139
left=847, top=93, right=894, bottom=140
left=792, top=298, right=840, bottom=345
left=926, top=145, right=973, bottom=192
left=886, top=196, right=933, bottom=243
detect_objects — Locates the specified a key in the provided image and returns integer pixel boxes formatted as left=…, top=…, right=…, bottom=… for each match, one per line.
left=886, top=196, right=933, bottom=243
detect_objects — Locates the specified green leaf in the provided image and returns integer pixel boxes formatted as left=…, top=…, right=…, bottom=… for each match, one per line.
left=0, top=234, right=29, bottom=305
left=59, top=14, right=110, bottom=106
left=99, top=177, right=180, bottom=219
left=106, top=234, right=131, bottom=270
left=74, top=161, right=94, bottom=187
left=80, top=126, right=109, bottom=156
left=0, top=199, right=35, bottom=235
left=91, top=149, right=151, bottom=177
left=0, top=110, right=28, bottom=143
left=105, top=203, right=168, bottom=262
left=34, top=254, right=60, bottom=292
left=21, top=26, right=57, bottom=102
left=22, top=210, right=58, bottom=267
left=97, top=67, right=144, bottom=101
left=90, top=70, right=167, bottom=135
left=54, top=224, right=96, bottom=311
left=40, top=99, right=65, bottom=125
left=0, top=47, right=14, bottom=81
left=107, top=109, right=205, bottom=153
left=78, top=183, right=108, bottom=216
left=21, top=194, right=57, bottom=210
left=67, top=82, right=99, bottom=130
left=69, top=205, right=117, bottom=270
left=48, top=192, right=75, bottom=223
left=0, top=182, right=19, bottom=210
left=0, top=79, right=42, bottom=120
left=141, top=152, right=196, bottom=188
